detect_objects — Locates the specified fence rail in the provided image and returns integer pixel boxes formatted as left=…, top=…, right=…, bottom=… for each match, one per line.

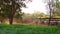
left=38, top=18, right=60, bottom=25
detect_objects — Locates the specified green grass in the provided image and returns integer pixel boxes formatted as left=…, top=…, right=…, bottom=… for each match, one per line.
left=0, top=24, right=60, bottom=34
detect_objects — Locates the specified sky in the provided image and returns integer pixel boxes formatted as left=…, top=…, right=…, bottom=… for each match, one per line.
left=21, top=0, right=47, bottom=14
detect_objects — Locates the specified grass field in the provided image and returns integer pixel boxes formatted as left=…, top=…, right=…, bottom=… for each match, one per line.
left=0, top=24, right=60, bottom=34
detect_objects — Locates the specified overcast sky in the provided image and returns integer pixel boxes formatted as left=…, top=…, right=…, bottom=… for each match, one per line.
left=21, top=0, right=48, bottom=14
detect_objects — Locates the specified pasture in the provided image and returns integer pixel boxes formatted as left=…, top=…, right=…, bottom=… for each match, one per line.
left=0, top=24, right=60, bottom=34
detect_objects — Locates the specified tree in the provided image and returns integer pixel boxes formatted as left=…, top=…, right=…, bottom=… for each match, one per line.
left=43, top=0, right=55, bottom=25
left=0, top=0, right=32, bottom=24
left=44, top=0, right=60, bottom=25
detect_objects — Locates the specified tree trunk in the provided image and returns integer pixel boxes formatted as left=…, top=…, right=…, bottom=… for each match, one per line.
left=0, top=18, right=4, bottom=24
left=9, top=0, right=16, bottom=25
left=0, top=20, right=3, bottom=24
left=9, top=17, right=13, bottom=25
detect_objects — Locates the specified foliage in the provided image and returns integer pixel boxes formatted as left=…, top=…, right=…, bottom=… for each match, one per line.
left=15, top=12, right=24, bottom=20
left=32, top=11, right=47, bottom=18
left=52, top=0, right=60, bottom=18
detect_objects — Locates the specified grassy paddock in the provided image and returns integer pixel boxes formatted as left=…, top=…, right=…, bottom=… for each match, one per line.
left=0, top=24, right=60, bottom=34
